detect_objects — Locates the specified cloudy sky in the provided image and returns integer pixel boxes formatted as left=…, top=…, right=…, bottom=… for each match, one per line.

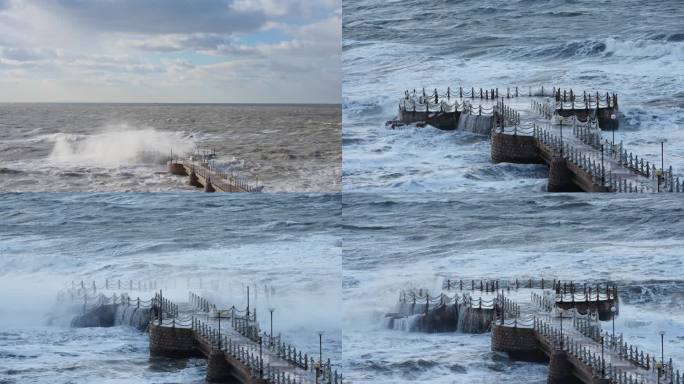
left=0, top=0, right=340, bottom=103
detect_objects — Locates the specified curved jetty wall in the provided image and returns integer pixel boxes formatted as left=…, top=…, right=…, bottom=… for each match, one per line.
left=556, top=299, right=615, bottom=321
left=388, top=299, right=494, bottom=333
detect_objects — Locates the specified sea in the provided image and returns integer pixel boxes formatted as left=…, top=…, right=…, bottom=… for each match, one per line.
left=342, top=0, right=684, bottom=192
left=0, top=104, right=341, bottom=192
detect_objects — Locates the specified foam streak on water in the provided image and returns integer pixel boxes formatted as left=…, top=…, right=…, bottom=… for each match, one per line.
left=342, top=193, right=684, bottom=383
left=342, top=0, right=684, bottom=192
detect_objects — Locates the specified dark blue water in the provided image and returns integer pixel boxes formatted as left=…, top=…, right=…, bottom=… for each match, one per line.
left=342, top=0, right=684, bottom=192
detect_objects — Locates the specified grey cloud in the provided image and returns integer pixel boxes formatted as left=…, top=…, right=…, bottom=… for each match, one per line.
left=1, top=47, right=57, bottom=61
left=40, top=0, right=267, bottom=34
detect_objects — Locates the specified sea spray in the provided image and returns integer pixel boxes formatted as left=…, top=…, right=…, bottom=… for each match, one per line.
left=48, top=125, right=195, bottom=167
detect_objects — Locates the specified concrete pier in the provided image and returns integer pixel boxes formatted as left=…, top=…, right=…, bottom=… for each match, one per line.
left=65, top=285, right=340, bottom=384
left=388, top=278, right=680, bottom=384
left=395, top=86, right=683, bottom=193
left=149, top=322, right=202, bottom=358
left=167, top=158, right=260, bottom=192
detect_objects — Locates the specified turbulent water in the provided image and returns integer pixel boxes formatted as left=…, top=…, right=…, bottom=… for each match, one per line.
left=0, top=193, right=341, bottom=383
left=0, top=103, right=341, bottom=192
left=341, top=193, right=684, bottom=383
left=342, top=0, right=684, bottom=192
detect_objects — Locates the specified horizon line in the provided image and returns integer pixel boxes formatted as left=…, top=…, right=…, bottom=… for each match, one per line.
left=0, top=101, right=341, bottom=106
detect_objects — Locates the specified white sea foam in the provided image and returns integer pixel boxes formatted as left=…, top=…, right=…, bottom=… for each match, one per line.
left=47, top=125, right=194, bottom=167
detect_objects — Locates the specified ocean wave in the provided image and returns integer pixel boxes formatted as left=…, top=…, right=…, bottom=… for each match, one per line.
left=519, top=37, right=684, bottom=61
left=0, top=167, right=24, bottom=175
left=620, top=279, right=684, bottom=306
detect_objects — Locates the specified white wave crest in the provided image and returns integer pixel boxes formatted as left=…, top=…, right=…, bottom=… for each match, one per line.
left=48, top=125, right=195, bottom=167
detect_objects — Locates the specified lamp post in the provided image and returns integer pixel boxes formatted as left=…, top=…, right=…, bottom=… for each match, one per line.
left=500, top=290, right=505, bottom=325
left=316, top=331, right=324, bottom=384
left=269, top=307, right=275, bottom=346
left=318, top=331, right=323, bottom=365
left=660, top=331, right=665, bottom=366
left=657, top=361, right=662, bottom=384
left=216, top=310, right=230, bottom=350
left=657, top=169, right=662, bottom=193
left=611, top=114, right=616, bottom=149
left=601, top=144, right=605, bottom=185
left=601, top=336, right=605, bottom=378
left=610, top=306, right=616, bottom=345
left=560, top=119, right=563, bottom=157
left=159, top=289, right=163, bottom=325
left=661, top=141, right=665, bottom=192
left=559, top=311, right=570, bottom=350
left=259, top=336, right=263, bottom=378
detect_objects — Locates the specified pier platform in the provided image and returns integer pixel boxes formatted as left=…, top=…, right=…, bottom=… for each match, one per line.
left=63, top=281, right=340, bottom=384
left=393, top=87, right=680, bottom=193
left=388, top=278, right=680, bottom=384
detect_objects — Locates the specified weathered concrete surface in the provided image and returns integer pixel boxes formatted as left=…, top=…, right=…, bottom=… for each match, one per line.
left=168, top=162, right=187, bottom=176
left=204, top=180, right=216, bottom=192
left=416, top=304, right=459, bottom=333
left=189, top=171, right=202, bottom=187
left=491, top=131, right=542, bottom=164
left=547, top=157, right=583, bottom=192
left=547, top=350, right=578, bottom=384
left=491, top=324, right=545, bottom=361
left=537, top=141, right=611, bottom=193
left=149, top=322, right=203, bottom=358
left=206, top=350, right=236, bottom=383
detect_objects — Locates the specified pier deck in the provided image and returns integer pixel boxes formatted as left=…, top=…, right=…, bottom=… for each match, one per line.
left=168, top=158, right=260, bottom=192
